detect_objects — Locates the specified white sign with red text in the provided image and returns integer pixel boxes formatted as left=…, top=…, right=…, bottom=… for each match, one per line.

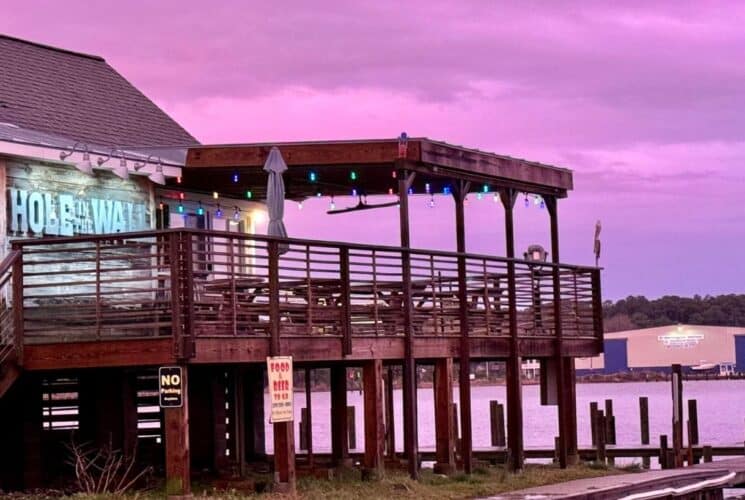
left=267, top=356, right=293, bottom=423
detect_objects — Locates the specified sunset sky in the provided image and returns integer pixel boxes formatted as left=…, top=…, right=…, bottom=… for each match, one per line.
left=2, top=1, right=743, bottom=300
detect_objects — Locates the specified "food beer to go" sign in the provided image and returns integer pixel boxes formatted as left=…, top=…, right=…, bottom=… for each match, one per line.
left=266, top=356, right=293, bottom=423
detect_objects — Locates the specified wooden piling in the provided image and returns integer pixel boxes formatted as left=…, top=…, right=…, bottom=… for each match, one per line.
left=688, top=399, right=699, bottom=446
left=604, top=399, right=616, bottom=465
left=164, top=367, right=191, bottom=497
left=660, top=435, right=669, bottom=469
left=299, top=408, right=308, bottom=451
left=590, top=401, right=599, bottom=446
left=348, top=406, right=357, bottom=450
left=304, top=368, right=314, bottom=468
left=703, top=445, right=713, bottom=463
left=384, top=366, right=396, bottom=459
left=362, top=359, right=384, bottom=478
left=490, top=401, right=506, bottom=447
left=671, top=364, right=684, bottom=467
left=640, top=397, right=650, bottom=469
left=595, top=409, right=606, bottom=464
left=433, top=358, right=456, bottom=474
left=330, top=365, right=350, bottom=466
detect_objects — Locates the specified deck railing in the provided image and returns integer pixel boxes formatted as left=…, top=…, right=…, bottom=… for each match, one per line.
left=13, top=229, right=603, bottom=354
left=0, top=250, right=21, bottom=365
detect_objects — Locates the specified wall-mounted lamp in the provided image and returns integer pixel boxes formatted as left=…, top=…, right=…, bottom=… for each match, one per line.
left=134, top=154, right=166, bottom=184
left=59, top=142, right=94, bottom=175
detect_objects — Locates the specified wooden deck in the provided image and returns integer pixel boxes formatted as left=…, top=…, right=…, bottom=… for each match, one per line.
left=4, top=228, right=603, bottom=370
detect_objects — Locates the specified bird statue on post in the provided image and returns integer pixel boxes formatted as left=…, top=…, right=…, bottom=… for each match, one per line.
left=593, top=220, right=602, bottom=267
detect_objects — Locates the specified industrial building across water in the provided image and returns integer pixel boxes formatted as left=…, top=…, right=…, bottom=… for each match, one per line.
left=576, top=324, right=745, bottom=376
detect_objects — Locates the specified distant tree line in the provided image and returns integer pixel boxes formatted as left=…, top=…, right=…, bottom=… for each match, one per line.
left=603, top=294, right=745, bottom=332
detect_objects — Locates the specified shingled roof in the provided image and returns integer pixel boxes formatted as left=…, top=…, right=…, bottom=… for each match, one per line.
left=0, top=34, right=198, bottom=147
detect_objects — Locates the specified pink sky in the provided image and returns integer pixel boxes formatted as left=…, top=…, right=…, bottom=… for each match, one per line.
left=2, top=1, right=744, bottom=299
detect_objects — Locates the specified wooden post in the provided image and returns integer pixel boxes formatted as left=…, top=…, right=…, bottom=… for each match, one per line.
left=21, top=375, right=42, bottom=489
left=546, top=196, right=575, bottom=468
left=273, top=422, right=295, bottom=491
left=453, top=182, right=473, bottom=474
left=164, top=366, right=190, bottom=497
left=243, top=365, right=266, bottom=463
left=688, top=399, right=699, bottom=465
left=363, top=359, right=385, bottom=479
left=384, top=366, right=396, bottom=459
left=304, top=368, right=314, bottom=468
left=268, top=240, right=281, bottom=357
left=501, top=188, right=524, bottom=472
left=590, top=401, right=599, bottom=446
left=398, top=164, right=419, bottom=479
left=330, top=365, right=351, bottom=467
left=604, top=399, right=616, bottom=465
left=11, top=244, right=24, bottom=365
left=688, top=399, right=699, bottom=446
left=299, top=408, right=308, bottom=451
left=703, top=445, right=713, bottom=463
left=660, top=435, right=669, bottom=469
left=671, top=364, right=684, bottom=467
left=433, top=358, right=456, bottom=474
left=348, top=406, right=357, bottom=450
left=595, top=409, right=606, bottom=464
left=640, top=397, right=650, bottom=469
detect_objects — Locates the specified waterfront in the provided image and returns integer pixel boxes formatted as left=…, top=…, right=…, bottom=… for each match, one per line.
left=266, top=380, right=745, bottom=455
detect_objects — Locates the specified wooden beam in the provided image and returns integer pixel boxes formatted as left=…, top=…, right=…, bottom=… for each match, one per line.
left=452, top=182, right=473, bottom=474
left=384, top=366, right=396, bottom=459
left=501, top=188, right=524, bottom=472
left=23, top=338, right=174, bottom=370
left=164, top=366, right=191, bottom=496
left=398, top=162, right=419, bottom=480
left=304, top=367, right=314, bottom=469
left=433, top=358, right=456, bottom=474
left=363, top=359, right=385, bottom=478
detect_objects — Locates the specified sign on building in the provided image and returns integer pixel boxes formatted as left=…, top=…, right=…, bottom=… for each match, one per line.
left=159, top=366, right=183, bottom=408
left=267, top=356, right=293, bottom=423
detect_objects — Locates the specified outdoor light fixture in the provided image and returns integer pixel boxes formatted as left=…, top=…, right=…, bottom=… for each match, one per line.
left=113, top=154, right=129, bottom=180
left=133, top=154, right=167, bottom=184
left=60, top=142, right=94, bottom=175
left=149, top=161, right=166, bottom=185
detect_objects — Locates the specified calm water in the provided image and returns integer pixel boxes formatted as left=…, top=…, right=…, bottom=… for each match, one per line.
left=265, top=380, right=745, bottom=455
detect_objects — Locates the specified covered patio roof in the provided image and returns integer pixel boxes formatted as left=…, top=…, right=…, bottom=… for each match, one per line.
left=177, top=137, right=573, bottom=201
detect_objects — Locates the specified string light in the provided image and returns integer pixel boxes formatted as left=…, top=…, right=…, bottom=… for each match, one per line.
left=215, top=204, right=223, bottom=218
left=298, top=201, right=303, bottom=210
left=213, top=191, right=219, bottom=199
left=197, top=201, right=204, bottom=216
left=429, top=195, right=435, bottom=208
left=177, top=203, right=184, bottom=213
left=540, top=198, right=545, bottom=210
left=176, top=176, right=182, bottom=184
left=179, top=192, right=185, bottom=200
left=232, top=172, right=239, bottom=183
left=533, top=195, right=541, bottom=206
left=309, top=171, right=318, bottom=183
left=443, top=186, right=451, bottom=196
left=352, top=188, right=358, bottom=197
left=407, top=187, right=414, bottom=195
left=476, top=192, right=483, bottom=200
left=330, top=196, right=336, bottom=210
left=391, top=170, right=397, bottom=179
left=350, top=171, right=357, bottom=181
left=316, top=190, right=322, bottom=198
left=425, top=183, right=431, bottom=194
left=245, top=190, right=253, bottom=199
left=233, top=206, right=240, bottom=221
left=388, top=188, right=394, bottom=195
left=493, top=192, right=500, bottom=203
left=482, top=184, right=489, bottom=193
left=524, top=193, right=529, bottom=208
left=158, top=198, right=164, bottom=210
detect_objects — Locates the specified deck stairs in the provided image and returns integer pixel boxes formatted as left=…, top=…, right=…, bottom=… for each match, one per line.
left=0, top=250, right=21, bottom=399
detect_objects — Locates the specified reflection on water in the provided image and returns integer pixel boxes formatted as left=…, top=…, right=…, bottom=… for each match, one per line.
left=266, top=380, right=745, bottom=456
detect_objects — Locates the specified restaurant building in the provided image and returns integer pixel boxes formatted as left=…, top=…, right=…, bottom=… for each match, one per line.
left=0, top=34, right=605, bottom=495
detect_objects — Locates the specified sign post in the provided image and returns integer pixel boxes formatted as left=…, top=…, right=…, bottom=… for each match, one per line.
left=267, top=356, right=294, bottom=423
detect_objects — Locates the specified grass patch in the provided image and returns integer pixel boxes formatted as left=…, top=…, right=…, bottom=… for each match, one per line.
left=9, top=463, right=625, bottom=499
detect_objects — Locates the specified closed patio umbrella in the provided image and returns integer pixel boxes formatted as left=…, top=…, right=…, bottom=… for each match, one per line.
left=263, top=147, right=289, bottom=254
